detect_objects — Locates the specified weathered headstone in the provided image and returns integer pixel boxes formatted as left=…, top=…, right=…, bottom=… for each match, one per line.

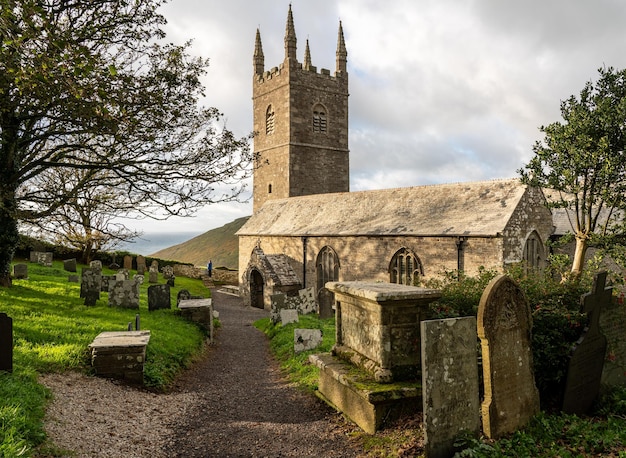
left=600, top=293, right=626, bottom=388
left=0, top=313, right=12, bottom=373
left=13, top=264, right=28, bottom=279
left=123, top=255, right=133, bottom=271
left=162, top=265, right=174, bottom=279
left=270, top=293, right=287, bottom=324
left=90, top=260, right=102, bottom=270
left=108, top=280, right=140, bottom=309
left=166, top=276, right=175, bottom=287
left=101, top=275, right=116, bottom=292
left=81, top=268, right=102, bottom=306
left=36, top=252, right=53, bottom=267
left=148, top=270, right=158, bottom=283
left=562, top=271, right=610, bottom=414
left=298, top=287, right=317, bottom=315
left=117, top=269, right=129, bottom=280
left=150, top=260, right=159, bottom=271
left=477, top=275, right=539, bottom=439
left=280, top=308, right=299, bottom=325
left=63, top=258, right=77, bottom=272
left=136, top=255, right=146, bottom=275
left=177, top=289, right=192, bottom=306
left=318, top=288, right=334, bottom=319
left=148, top=284, right=171, bottom=311
left=68, top=275, right=79, bottom=283
left=294, top=329, right=323, bottom=353
left=421, top=317, right=480, bottom=458
left=134, top=274, right=144, bottom=285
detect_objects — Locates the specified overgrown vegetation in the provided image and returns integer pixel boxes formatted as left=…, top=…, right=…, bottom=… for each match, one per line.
left=0, top=261, right=208, bottom=456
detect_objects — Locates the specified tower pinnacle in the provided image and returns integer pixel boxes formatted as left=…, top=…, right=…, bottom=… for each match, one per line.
left=254, top=28, right=264, bottom=75
left=336, top=20, right=347, bottom=75
left=284, top=4, right=297, bottom=61
left=303, top=39, right=312, bottom=70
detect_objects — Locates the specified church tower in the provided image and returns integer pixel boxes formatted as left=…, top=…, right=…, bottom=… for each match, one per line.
left=252, top=6, right=349, bottom=212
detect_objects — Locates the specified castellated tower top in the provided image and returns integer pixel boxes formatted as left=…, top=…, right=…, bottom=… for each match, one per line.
left=251, top=6, right=350, bottom=212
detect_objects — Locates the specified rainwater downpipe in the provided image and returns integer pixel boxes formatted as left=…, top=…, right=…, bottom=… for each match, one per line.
left=301, top=236, right=308, bottom=288
left=456, top=236, right=466, bottom=274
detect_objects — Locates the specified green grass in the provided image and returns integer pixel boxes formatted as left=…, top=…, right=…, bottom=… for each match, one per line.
left=0, top=260, right=209, bottom=456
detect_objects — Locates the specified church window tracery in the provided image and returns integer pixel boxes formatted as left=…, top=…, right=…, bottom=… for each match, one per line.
left=389, top=248, right=423, bottom=286
left=316, top=246, right=339, bottom=292
left=523, top=231, right=545, bottom=273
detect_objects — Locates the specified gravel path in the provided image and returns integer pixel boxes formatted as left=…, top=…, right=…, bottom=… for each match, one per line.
left=40, top=289, right=362, bottom=458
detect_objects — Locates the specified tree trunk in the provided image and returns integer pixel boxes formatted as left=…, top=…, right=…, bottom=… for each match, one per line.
left=569, top=234, right=588, bottom=282
left=0, top=190, right=19, bottom=288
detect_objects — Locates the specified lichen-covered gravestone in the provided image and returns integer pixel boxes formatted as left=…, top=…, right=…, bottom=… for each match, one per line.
left=81, top=268, right=102, bottom=306
left=562, top=271, right=610, bottom=415
left=136, top=255, right=146, bottom=275
left=108, top=280, right=140, bottom=309
left=13, top=264, right=27, bottom=280
left=477, top=275, right=539, bottom=439
left=0, top=313, right=12, bottom=373
left=123, top=255, right=133, bottom=271
left=421, top=317, right=480, bottom=458
left=294, top=329, right=322, bottom=353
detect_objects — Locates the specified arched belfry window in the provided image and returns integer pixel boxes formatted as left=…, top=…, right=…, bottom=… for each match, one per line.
left=523, top=231, right=545, bottom=273
left=266, top=105, right=275, bottom=135
left=389, top=248, right=423, bottom=286
left=312, top=104, right=327, bottom=133
left=316, top=246, right=339, bottom=293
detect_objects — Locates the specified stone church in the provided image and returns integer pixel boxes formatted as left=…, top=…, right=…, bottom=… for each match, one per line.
left=237, top=7, right=552, bottom=310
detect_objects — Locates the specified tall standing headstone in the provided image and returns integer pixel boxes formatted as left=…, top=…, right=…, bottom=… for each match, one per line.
left=123, top=255, right=133, bottom=271
left=81, top=268, right=102, bottom=306
left=63, top=258, right=77, bottom=272
left=148, top=284, right=171, bottom=311
left=562, top=271, right=610, bottom=414
left=136, top=255, right=146, bottom=275
left=421, top=317, right=480, bottom=458
left=0, top=313, right=12, bottom=373
left=13, top=264, right=28, bottom=280
left=477, top=275, right=539, bottom=439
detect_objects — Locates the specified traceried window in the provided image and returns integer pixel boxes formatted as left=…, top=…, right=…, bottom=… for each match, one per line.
left=265, top=105, right=275, bottom=135
left=523, top=231, right=545, bottom=273
left=312, top=104, right=327, bottom=133
left=316, top=246, right=339, bottom=293
left=389, top=248, right=423, bottom=286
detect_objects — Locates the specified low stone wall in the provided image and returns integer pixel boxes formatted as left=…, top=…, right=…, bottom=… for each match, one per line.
left=172, top=264, right=238, bottom=285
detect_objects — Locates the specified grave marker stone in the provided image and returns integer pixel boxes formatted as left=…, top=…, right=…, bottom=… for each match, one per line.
left=162, top=265, right=174, bottom=279
left=298, top=287, right=317, bottom=315
left=294, top=329, right=323, bottom=353
left=600, top=293, right=626, bottom=388
left=68, top=275, right=79, bottom=283
left=150, top=260, right=159, bottom=271
left=36, top=252, right=53, bottom=267
left=166, top=276, right=175, bottom=287
left=136, top=255, right=146, bottom=275
left=63, top=258, right=77, bottom=272
left=149, top=270, right=158, bottom=283
left=0, top=313, right=12, bottom=373
left=318, top=288, right=334, bottom=319
left=148, top=284, right=171, bottom=311
left=123, top=255, right=133, bottom=271
left=177, top=289, right=191, bottom=306
left=13, top=264, right=27, bottom=280
left=134, top=274, right=144, bottom=285
left=280, top=309, right=299, bottom=325
left=108, top=280, right=140, bottom=309
left=477, top=275, right=539, bottom=439
left=270, top=293, right=287, bottom=324
left=562, top=271, right=610, bottom=414
left=81, top=268, right=102, bottom=306
left=421, top=317, right=480, bottom=458
left=101, top=275, right=116, bottom=292
left=90, top=260, right=102, bottom=270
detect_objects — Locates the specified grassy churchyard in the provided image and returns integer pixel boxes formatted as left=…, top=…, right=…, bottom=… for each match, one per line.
left=2, top=259, right=626, bottom=457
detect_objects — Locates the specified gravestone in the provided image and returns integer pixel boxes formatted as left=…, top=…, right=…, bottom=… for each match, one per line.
left=562, top=271, right=610, bottom=414
left=477, top=275, right=539, bottom=439
left=134, top=274, right=144, bottom=285
left=270, top=293, right=287, bottom=324
left=101, top=275, right=116, bottom=292
left=90, top=260, right=102, bottom=270
left=108, top=280, right=140, bottom=309
left=136, top=255, right=146, bottom=275
left=63, top=258, right=77, bottom=272
left=33, top=252, right=53, bottom=267
left=148, top=284, right=171, bottom=311
left=150, top=260, right=159, bottom=271
left=298, top=287, right=317, bottom=314
left=13, top=264, right=28, bottom=280
left=162, top=265, right=174, bottom=279
left=421, top=317, right=480, bottom=458
left=68, top=275, right=79, bottom=283
left=148, top=270, right=158, bottom=283
left=280, top=309, right=299, bottom=325
left=123, top=255, right=133, bottom=271
left=81, top=268, right=102, bottom=306
left=177, top=289, right=192, bottom=306
left=0, top=313, right=12, bottom=373
left=166, top=276, right=175, bottom=287
left=294, top=329, right=323, bottom=353
left=318, top=288, right=334, bottom=319
left=117, top=269, right=129, bottom=280
left=600, top=293, right=626, bottom=388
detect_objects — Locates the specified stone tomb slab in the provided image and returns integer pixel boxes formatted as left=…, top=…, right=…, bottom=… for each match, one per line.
left=178, top=298, right=214, bottom=343
left=89, top=330, right=150, bottom=383
left=562, top=271, right=610, bottom=414
left=327, top=281, right=441, bottom=382
left=477, top=275, right=539, bottom=439
left=294, top=329, right=322, bottom=353
left=421, top=317, right=480, bottom=458
left=310, top=353, right=421, bottom=434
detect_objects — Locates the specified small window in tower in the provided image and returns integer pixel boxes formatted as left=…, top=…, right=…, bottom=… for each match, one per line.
left=268, top=184, right=272, bottom=194
left=266, top=105, right=275, bottom=135
left=313, top=105, right=327, bottom=133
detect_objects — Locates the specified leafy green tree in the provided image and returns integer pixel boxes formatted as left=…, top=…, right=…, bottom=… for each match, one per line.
left=0, top=0, right=252, bottom=285
left=520, top=67, right=626, bottom=280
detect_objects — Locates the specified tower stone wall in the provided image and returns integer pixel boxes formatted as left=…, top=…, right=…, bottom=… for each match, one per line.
left=252, top=6, right=349, bottom=212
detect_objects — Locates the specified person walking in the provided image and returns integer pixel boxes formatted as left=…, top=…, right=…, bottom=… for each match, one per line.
left=207, top=260, right=213, bottom=277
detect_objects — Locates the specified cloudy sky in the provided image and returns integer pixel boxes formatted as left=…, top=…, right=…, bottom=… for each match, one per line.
left=129, top=0, right=626, bottom=249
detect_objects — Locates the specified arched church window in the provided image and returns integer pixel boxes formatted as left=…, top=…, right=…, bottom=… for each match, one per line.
left=316, top=246, right=339, bottom=293
left=266, top=105, right=275, bottom=135
left=523, top=231, right=545, bottom=273
left=313, top=104, right=327, bottom=133
left=389, top=248, right=423, bottom=286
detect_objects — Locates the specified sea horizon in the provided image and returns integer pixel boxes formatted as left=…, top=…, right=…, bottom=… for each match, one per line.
left=116, top=231, right=202, bottom=257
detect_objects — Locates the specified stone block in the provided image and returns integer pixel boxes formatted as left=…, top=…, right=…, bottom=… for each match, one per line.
left=89, top=331, right=150, bottom=383
left=294, top=329, right=322, bottom=353
left=13, top=264, right=27, bottom=279
left=178, top=298, right=214, bottom=343
left=63, top=258, right=77, bottom=272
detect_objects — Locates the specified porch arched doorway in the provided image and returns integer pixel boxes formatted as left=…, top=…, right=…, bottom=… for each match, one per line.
left=250, top=269, right=265, bottom=309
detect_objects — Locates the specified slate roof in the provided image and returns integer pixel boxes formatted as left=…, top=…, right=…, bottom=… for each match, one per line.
left=238, top=178, right=531, bottom=237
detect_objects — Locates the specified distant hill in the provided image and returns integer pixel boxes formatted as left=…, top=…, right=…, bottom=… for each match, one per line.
left=150, top=216, right=249, bottom=269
